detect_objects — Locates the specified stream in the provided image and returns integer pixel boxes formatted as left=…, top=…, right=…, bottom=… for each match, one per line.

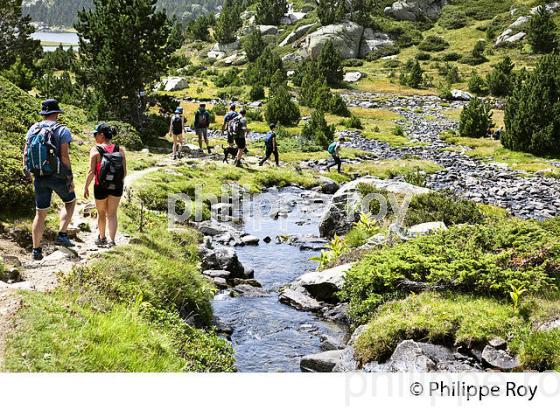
left=211, top=187, right=347, bottom=372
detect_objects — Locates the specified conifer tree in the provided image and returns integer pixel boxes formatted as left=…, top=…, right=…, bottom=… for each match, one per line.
left=527, top=4, right=558, bottom=53
left=317, top=39, right=344, bottom=87
left=256, top=0, right=288, bottom=25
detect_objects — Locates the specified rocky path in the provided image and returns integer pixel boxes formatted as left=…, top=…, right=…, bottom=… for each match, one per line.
left=342, top=92, right=560, bottom=220
left=0, top=162, right=167, bottom=368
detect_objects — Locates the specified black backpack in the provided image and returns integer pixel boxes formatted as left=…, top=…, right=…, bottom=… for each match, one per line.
left=97, top=145, right=124, bottom=190
left=197, top=110, right=210, bottom=128
left=228, top=115, right=243, bottom=138
left=172, top=115, right=183, bottom=135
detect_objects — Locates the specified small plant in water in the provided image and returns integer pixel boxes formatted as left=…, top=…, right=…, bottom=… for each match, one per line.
left=310, top=234, right=348, bottom=269
left=509, top=284, right=527, bottom=311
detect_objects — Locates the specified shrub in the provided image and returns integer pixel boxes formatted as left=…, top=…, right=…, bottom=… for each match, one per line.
left=459, top=40, right=488, bottom=66
left=214, top=67, right=241, bottom=88
left=105, top=121, right=143, bottom=150
left=365, top=43, right=400, bottom=61
left=341, top=219, right=560, bottom=322
left=527, top=5, right=558, bottom=53
left=404, top=191, right=484, bottom=227
left=441, top=52, right=461, bottom=62
left=418, top=36, right=449, bottom=52
left=245, top=46, right=284, bottom=87
left=249, top=84, right=266, bottom=101
left=354, top=292, right=524, bottom=364
left=0, top=142, right=34, bottom=213
left=245, top=108, right=263, bottom=122
left=503, top=54, right=560, bottom=155
left=445, top=64, right=461, bottom=84
left=343, top=58, right=364, bottom=67
left=486, top=56, right=515, bottom=97
left=468, top=70, right=487, bottom=95
left=459, top=97, right=494, bottom=138
left=439, top=9, right=467, bottom=30
left=328, top=93, right=350, bottom=117
left=415, top=52, right=431, bottom=61
left=511, top=328, right=560, bottom=371
left=399, top=59, right=424, bottom=89
left=255, top=0, right=288, bottom=25
left=212, top=101, right=227, bottom=116
left=265, top=85, right=300, bottom=126
left=340, top=114, right=363, bottom=129
left=317, top=39, right=344, bottom=87
left=302, top=110, right=334, bottom=149
left=243, top=28, right=265, bottom=62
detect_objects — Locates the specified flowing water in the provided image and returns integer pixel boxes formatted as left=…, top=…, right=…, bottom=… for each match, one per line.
left=212, top=187, right=347, bottom=372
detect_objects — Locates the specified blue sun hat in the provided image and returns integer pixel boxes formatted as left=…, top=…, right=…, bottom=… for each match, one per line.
left=39, top=99, right=64, bottom=116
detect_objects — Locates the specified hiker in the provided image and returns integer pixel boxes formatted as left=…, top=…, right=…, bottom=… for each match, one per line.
left=23, top=99, right=77, bottom=260
left=259, top=123, right=279, bottom=166
left=327, top=136, right=345, bottom=174
left=492, top=126, right=503, bottom=140
left=83, top=123, right=127, bottom=248
left=169, top=106, right=184, bottom=160
left=232, top=108, right=248, bottom=167
left=194, top=103, right=211, bottom=153
left=222, top=104, right=238, bottom=147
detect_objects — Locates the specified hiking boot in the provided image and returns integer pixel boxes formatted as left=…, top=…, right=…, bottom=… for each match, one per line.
left=95, top=236, right=107, bottom=247
left=207, top=147, right=212, bottom=154
left=32, top=248, right=43, bottom=261
left=107, top=240, right=117, bottom=248
left=235, top=160, right=243, bottom=168
left=55, top=233, right=75, bottom=248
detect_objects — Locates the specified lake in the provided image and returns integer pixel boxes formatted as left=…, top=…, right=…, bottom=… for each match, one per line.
left=31, top=31, right=80, bottom=51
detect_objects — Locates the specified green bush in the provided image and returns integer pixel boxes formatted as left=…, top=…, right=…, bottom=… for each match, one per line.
left=365, top=43, right=400, bottom=61
left=354, top=292, right=524, bottom=364
left=212, top=101, right=227, bottom=116
left=468, top=70, right=487, bottom=95
left=511, top=328, right=560, bottom=371
left=439, top=9, right=467, bottom=30
left=404, top=191, right=484, bottom=227
left=341, top=219, right=560, bottom=322
left=459, top=97, right=494, bottom=138
left=302, top=110, right=334, bottom=149
left=486, top=56, right=515, bottom=97
left=0, top=142, right=34, bottom=213
left=418, top=36, right=449, bottom=52
left=265, top=85, right=300, bottom=126
left=107, top=121, right=143, bottom=150
left=441, top=52, right=461, bottom=62
left=245, top=108, right=264, bottom=122
left=340, top=114, right=363, bottom=129
left=459, top=40, right=488, bottom=66
left=399, top=59, right=424, bottom=89
left=527, top=5, right=558, bottom=53
left=415, top=52, right=431, bottom=61
left=503, top=54, right=560, bottom=155
left=249, top=84, right=265, bottom=101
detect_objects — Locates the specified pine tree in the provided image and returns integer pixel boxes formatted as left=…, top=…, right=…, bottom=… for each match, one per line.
left=187, top=14, right=215, bottom=42
left=504, top=54, right=560, bottom=155
left=486, top=56, right=515, bottom=97
left=243, top=28, right=265, bottom=62
left=245, top=46, right=284, bottom=86
left=317, top=39, right=344, bottom=87
left=75, top=0, right=180, bottom=127
left=459, top=97, right=494, bottom=138
left=302, top=110, right=335, bottom=149
left=266, top=85, right=300, bottom=126
left=214, top=0, right=242, bottom=44
left=256, top=0, right=288, bottom=25
left=399, top=59, right=424, bottom=89
left=0, top=0, right=42, bottom=70
left=527, top=4, right=558, bottom=53
left=317, top=0, right=347, bottom=26
left=468, top=70, right=487, bottom=95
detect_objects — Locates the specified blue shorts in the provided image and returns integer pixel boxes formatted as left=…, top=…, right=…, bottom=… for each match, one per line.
left=34, top=175, right=76, bottom=210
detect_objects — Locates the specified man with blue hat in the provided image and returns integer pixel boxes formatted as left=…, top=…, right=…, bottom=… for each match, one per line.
left=23, top=99, right=76, bottom=260
left=169, top=106, right=184, bottom=160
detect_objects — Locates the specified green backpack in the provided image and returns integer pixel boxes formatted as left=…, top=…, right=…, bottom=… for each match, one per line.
left=327, top=142, right=337, bottom=155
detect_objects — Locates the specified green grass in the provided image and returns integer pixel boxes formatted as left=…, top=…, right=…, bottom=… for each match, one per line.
left=354, top=292, right=524, bottom=364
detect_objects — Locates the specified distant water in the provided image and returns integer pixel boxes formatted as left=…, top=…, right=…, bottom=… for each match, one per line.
left=31, top=31, right=79, bottom=51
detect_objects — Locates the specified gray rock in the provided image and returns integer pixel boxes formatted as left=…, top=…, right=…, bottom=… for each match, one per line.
left=359, top=30, right=394, bottom=58
left=300, top=350, right=344, bottom=372
left=450, top=89, right=473, bottom=101
left=207, top=40, right=240, bottom=59
left=506, top=31, right=527, bottom=44
left=199, top=245, right=247, bottom=278
left=407, top=221, right=448, bottom=238
left=509, top=15, right=530, bottom=28
left=384, top=0, right=447, bottom=21
left=240, top=235, right=260, bottom=246
left=332, top=347, right=360, bottom=372
left=343, top=71, right=364, bottom=83
left=203, top=270, right=231, bottom=279
left=259, top=25, right=278, bottom=35
left=318, top=176, right=340, bottom=194
left=488, top=337, right=507, bottom=350
left=232, top=284, right=269, bottom=297
left=211, top=277, right=228, bottom=289
left=531, top=1, right=560, bottom=15
left=297, top=263, right=354, bottom=303
left=0, top=267, right=22, bottom=283
left=535, top=317, right=560, bottom=332
left=320, top=335, right=346, bottom=351
left=279, top=285, right=322, bottom=312
left=482, top=345, right=520, bottom=371
left=2, top=256, right=22, bottom=267
left=301, top=22, right=364, bottom=59
left=279, top=23, right=315, bottom=47
left=281, top=11, right=307, bottom=25
left=161, top=76, right=187, bottom=92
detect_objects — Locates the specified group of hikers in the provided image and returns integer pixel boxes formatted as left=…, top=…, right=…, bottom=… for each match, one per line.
left=23, top=98, right=345, bottom=261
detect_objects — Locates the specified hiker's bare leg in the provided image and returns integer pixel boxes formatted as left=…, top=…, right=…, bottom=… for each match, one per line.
left=59, top=199, right=76, bottom=234
left=172, top=134, right=178, bottom=157
left=106, top=196, right=121, bottom=242
left=32, top=209, right=48, bottom=249
left=96, top=199, right=108, bottom=240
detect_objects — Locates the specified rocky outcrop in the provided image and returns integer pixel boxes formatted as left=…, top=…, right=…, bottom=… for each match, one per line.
left=301, top=22, right=364, bottom=59
left=344, top=71, right=364, bottom=83
left=450, top=89, right=473, bottom=101
left=279, top=284, right=322, bottom=311
left=407, top=221, right=447, bottom=238
left=199, top=244, right=249, bottom=278
left=279, top=23, right=315, bottom=47
left=481, top=345, right=520, bottom=371
left=319, top=176, right=431, bottom=239
left=384, top=0, right=447, bottom=21
left=300, top=350, right=344, bottom=372
left=160, top=77, right=187, bottom=92
left=531, top=1, right=560, bottom=14
left=207, top=40, right=240, bottom=60
left=359, top=29, right=395, bottom=58
left=317, top=176, right=340, bottom=194
left=495, top=29, right=527, bottom=47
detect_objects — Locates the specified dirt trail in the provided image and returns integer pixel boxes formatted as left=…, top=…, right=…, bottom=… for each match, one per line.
left=0, top=161, right=169, bottom=368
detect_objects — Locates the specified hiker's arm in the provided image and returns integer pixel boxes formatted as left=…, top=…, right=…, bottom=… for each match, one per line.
left=83, top=149, right=98, bottom=199
left=121, top=147, right=128, bottom=178
left=60, top=143, right=72, bottom=170
left=22, top=141, right=31, bottom=180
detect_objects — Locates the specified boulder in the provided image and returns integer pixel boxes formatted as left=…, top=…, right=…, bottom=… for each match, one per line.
left=207, top=40, right=240, bottom=60
left=240, top=235, right=260, bottom=246
left=162, top=77, right=187, bottom=92
left=300, top=350, right=344, bottom=372
left=232, top=284, right=269, bottom=297
left=407, top=221, right=448, bottom=238
left=481, top=345, right=520, bottom=371
left=343, top=71, right=364, bottom=83
left=535, top=317, right=560, bottom=332
left=199, top=245, right=247, bottom=278
left=203, top=270, right=232, bottom=279
left=320, top=335, right=346, bottom=351
left=488, top=337, right=508, bottom=350
left=196, top=220, right=238, bottom=237
left=317, top=176, right=340, bottom=194
left=297, top=263, right=354, bottom=303
left=495, top=29, right=527, bottom=46
left=505, top=31, right=527, bottom=44
left=281, top=12, right=307, bottom=25
left=301, top=22, right=364, bottom=59
left=359, top=29, right=394, bottom=58
left=281, top=52, right=305, bottom=64
left=531, top=2, right=560, bottom=14
left=450, top=89, right=473, bottom=101
left=509, top=15, right=530, bottom=28
left=0, top=267, right=22, bottom=283
left=279, top=285, right=322, bottom=312
left=259, top=25, right=279, bottom=36
left=279, top=23, right=315, bottom=47
left=384, top=0, right=447, bottom=21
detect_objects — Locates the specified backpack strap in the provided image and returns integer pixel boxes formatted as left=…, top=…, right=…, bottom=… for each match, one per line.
left=114, top=144, right=120, bottom=153
left=96, top=145, right=107, bottom=157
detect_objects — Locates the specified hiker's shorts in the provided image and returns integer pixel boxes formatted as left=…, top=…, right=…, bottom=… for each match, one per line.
left=196, top=128, right=208, bottom=140
left=34, top=175, right=76, bottom=210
